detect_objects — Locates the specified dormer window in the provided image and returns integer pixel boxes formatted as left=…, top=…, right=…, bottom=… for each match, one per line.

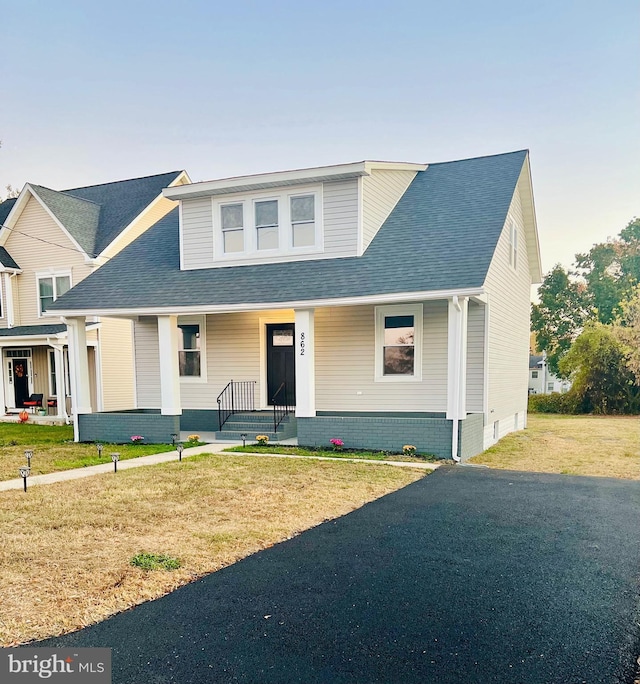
left=212, top=185, right=322, bottom=260
left=221, top=203, right=244, bottom=254
left=291, top=195, right=315, bottom=248
left=255, top=199, right=279, bottom=250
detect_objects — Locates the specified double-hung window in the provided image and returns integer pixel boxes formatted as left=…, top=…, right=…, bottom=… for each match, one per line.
left=178, top=323, right=201, bottom=377
left=375, top=304, right=423, bottom=381
left=38, top=273, right=71, bottom=315
left=290, top=194, right=315, bottom=248
left=221, top=203, right=244, bottom=254
left=255, top=199, right=279, bottom=250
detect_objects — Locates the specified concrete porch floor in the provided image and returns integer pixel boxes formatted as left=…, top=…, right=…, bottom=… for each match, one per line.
left=0, top=412, right=67, bottom=426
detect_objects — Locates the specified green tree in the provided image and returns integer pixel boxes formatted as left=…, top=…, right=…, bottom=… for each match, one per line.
left=575, top=218, right=640, bottom=323
left=559, top=323, right=640, bottom=414
left=531, top=264, right=592, bottom=376
left=614, top=285, right=640, bottom=385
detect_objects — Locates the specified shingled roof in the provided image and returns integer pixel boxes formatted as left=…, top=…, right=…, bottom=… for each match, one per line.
left=2, top=171, right=184, bottom=259
left=49, top=151, right=528, bottom=313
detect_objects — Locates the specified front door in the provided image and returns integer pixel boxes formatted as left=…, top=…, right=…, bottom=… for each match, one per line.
left=12, top=358, right=30, bottom=407
left=266, top=323, right=296, bottom=405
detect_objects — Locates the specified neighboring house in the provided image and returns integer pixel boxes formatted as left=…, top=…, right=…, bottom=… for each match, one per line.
left=49, top=150, right=542, bottom=460
left=529, top=354, right=571, bottom=394
left=0, top=170, right=189, bottom=426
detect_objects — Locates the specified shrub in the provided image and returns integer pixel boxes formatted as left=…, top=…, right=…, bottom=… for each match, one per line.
left=255, top=435, right=269, bottom=445
left=528, top=392, right=579, bottom=414
left=131, top=435, right=144, bottom=443
left=329, top=438, right=344, bottom=451
left=402, top=444, right=417, bottom=456
left=130, top=553, right=181, bottom=571
left=187, top=434, right=200, bottom=443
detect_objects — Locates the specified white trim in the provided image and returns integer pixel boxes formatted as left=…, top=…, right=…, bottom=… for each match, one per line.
left=374, top=303, right=423, bottom=382
left=4, top=273, right=15, bottom=327
left=94, top=337, right=103, bottom=412
left=49, top=287, right=485, bottom=320
left=36, top=269, right=73, bottom=318
left=177, top=314, right=207, bottom=383
left=157, top=315, right=182, bottom=415
left=178, top=200, right=185, bottom=271
left=483, top=298, right=490, bottom=423
left=294, top=309, right=315, bottom=417
left=2, top=350, right=35, bottom=410
left=356, top=175, right=364, bottom=256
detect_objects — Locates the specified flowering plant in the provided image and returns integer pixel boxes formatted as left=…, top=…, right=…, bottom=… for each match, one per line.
left=187, top=434, right=200, bottom=443
left=131, top=435, right=144, bottom=443
left=256, top=435, right=269, bottom=445
left=402, top=444, right=417, bottom=456
left=330, top=438, right=344, bottom=451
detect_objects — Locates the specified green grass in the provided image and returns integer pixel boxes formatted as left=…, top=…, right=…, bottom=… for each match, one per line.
left=129, top=553, right=182, bottom=571
left=224, top=443, right=446, bottom=463
left=0, top=423, right=176, bottom=481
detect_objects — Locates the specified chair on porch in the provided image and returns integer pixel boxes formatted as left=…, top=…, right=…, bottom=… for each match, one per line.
left=47, top=397, right=57, bottom=415
left=23, top=394, right=44, bottom=413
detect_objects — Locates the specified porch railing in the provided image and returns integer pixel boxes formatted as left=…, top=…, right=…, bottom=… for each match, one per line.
left=217, top=380, right=257, bottom=430
left=271, top=382, right=292, bottom=434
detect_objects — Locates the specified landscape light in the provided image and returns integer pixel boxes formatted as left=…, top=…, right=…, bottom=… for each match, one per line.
left=24, top=449, right=33, bottom=468
left=110, top=453, right=120, bottom=473
left=19, top=466, right=30, bottom=492
left=241, top=433, right=247, bottom=447
left=176, top=443, right=184, bottom=462
left=96, top=443, right=104, bottom=457
left=171, top=433, right=178, bottom=446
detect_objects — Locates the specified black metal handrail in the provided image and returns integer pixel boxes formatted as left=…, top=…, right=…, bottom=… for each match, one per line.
left=271, top=382, right=292, bottom=434
left=217, top=380, right=256, bottom=429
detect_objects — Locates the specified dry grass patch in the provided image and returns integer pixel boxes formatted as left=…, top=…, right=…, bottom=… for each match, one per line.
left=470, top=414, right=640, bottom=478
left=0, top=452, right=423, bottom=646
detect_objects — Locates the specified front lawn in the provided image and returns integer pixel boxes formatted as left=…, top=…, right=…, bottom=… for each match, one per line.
left=0, top=453, right=424, bottom=645
left=225, top=443, right=445, bottom=463
left=0, top=423, right=175, bottom=481
left=470, top=414, right=640, bottom=478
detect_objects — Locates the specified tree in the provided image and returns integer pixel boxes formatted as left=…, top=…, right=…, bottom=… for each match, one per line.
left=575, top=218, right=640, bottom=324
left=559, top=323, right=640, bottom=414
left=531, top=264, right=592, bottom=377
left=615, top=286, right=640, bottom=385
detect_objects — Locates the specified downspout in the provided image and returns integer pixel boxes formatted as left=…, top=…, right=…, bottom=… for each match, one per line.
left=450, top=296, right=462, bottom=462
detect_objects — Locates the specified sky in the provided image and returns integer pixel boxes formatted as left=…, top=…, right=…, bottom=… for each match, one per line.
left=1, top=0, right=638, bottom=279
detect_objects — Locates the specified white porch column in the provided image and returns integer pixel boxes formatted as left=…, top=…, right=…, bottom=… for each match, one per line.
left=294, top=308, right=315, bottom=417
left=157, top=315, right=182, bottom=415
left=66, top=317, right=91, bottom=442
left=447, top=296, right=469, bottom=460
left=52, top=345, right=67, bottom=422
left=0, top=346, right=5, bottom=412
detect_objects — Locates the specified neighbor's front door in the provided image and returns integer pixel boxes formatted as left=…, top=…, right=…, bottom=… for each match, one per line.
left=12, top=358, right=30, bottom=408
left=266, top=323, right=296, bottom=405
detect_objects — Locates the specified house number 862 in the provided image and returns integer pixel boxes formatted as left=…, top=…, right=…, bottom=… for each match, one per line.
left=300, top=332, right=305, bottom=356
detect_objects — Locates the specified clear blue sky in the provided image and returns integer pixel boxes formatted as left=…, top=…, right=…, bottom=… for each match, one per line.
left=2, top=0, right=638, bottom=274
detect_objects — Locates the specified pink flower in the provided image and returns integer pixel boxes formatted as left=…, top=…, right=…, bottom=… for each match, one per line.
left=330, top=438, right=344, bottom=447
left=131, top=435, right=144, bottom=442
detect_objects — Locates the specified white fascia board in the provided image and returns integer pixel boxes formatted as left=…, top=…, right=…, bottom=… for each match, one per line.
left=363, top=162, right=427, bottom=173
left=163, top=162, right=369, bottom=200
left=0, top=184, right=90, bottom=258
left=96, top=171, right=190, bottom=261
left=521, top=154, right=543, bottom=284
left=48, top=286, right=485, bottom=319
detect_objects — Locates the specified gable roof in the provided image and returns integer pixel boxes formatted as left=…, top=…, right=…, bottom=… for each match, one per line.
left=1, top=171, right=185, bottom=258
left=0, top=246, right=20, bottom=270
left=49, top=151, right=529, bottom=314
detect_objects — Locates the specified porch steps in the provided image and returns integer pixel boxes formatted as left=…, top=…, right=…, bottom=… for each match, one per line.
left=215, top=412, right=297, bottom=442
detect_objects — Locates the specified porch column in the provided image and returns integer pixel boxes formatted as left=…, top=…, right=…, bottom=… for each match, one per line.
left=447, top=296, right=469, bottom=460
left=0, top=345, right=5, bottom=412
left=52, top=345, right=67, bottom=422
left=294, top=308, right=315, bottom=417
left=157, top=315, right=182, bottom=415
left=66, top=317, right=91, bottom=442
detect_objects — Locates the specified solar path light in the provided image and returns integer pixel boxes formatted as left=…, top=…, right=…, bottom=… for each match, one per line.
left=96, top=443, right=104, bottom=458
left=19, top=466, right=30, bottom=492
left=241, top=433, right=247, bottom=447
left=24, top=449, right=33, bottom=468
left=171, top=433, right=178, bottom=446
left=110, top=453, right=120, bottom=473
left=176, top=443, right=184, bottom=462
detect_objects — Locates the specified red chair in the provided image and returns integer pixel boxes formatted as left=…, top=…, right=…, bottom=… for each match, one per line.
left=23, top=394, right=43, bottom=413
left=47, top=397, right=57, bottom=415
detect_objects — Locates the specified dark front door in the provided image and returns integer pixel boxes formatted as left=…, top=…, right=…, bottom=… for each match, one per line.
left=266, top=323, right=296, bottom=405
left=12, top=359, right=30, bottom=407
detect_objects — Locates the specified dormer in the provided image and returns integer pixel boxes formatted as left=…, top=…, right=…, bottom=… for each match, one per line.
left=164, top=161, right=427, bottom=270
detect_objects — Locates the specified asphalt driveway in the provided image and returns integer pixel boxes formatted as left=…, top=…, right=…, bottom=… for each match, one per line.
left=41, top=467, right=640, bottom=683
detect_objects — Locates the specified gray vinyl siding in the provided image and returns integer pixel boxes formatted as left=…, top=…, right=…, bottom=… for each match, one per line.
left=133, top=317, right=161, bottom=408
left=315, top=302, right=448, bottom=413
left=361, top=169, right=417, bottom=252
left=179, top=180, right=359, bottom=270
left=484, top=171, right=531, bottom=424
left=180, top=197, right=213, bottom=270
left=466, top=300, right=485, bottom=413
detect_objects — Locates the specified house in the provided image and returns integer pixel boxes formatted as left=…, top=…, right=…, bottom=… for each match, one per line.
left=0, top=170, right=189, bottom=428
left=529, top=354, right=571, bottom=395
left=47, top=150, right=542, bottom=460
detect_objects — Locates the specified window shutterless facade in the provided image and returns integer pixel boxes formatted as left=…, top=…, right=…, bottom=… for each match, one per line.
left=374, top=304, right=423, bottom=381
left=177, top=316, right=206, bottom=381
left=37, top=273, right=71, bottom=316
left=213, top=186, right=321, bottom=259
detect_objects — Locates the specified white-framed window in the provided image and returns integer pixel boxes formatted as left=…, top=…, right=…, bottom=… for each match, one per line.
left=37, top=272, right=71, bottom=316
left=374, top=304, right=423, bottom=382
left=213, top=185, right=322, bottom=259
left=547, top=382, right=554, bottom=392
left=509, top=221, right=518, bottom=269
left=531, top=370, right=538, bottom=378
left=177, top=315, right=206, bottom=381
left=221, top=203, right=244, bottom=254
